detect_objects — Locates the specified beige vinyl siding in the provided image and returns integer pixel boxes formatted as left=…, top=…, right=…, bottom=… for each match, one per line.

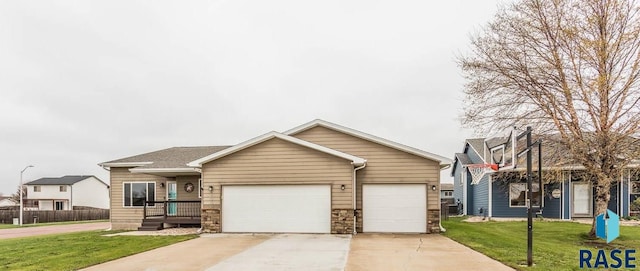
left=176, top=176, right=201, bottom=201
left=291, top=126, right=441, bottom=210
left=201, top=138, right=354, bottom=210
left=109, top=167, right=169, bottom=230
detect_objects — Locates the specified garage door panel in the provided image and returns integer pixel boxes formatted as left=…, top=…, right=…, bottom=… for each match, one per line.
left=222, top=185, right=331, bottom=233
left=363, top=184, right=427, bottom=233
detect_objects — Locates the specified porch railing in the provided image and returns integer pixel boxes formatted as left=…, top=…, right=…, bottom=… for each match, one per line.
left=143, top=200, right=201, bottom=219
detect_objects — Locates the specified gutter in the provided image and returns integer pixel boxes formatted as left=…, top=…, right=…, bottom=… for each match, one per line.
left=353, top=162, right=367, bottom=235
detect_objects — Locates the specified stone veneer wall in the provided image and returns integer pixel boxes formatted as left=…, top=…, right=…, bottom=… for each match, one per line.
left=331, top=209, right=354, bottom=234
left=202, top=208, right=221, bottom=233
left=427, top=209, right=440, bottom=233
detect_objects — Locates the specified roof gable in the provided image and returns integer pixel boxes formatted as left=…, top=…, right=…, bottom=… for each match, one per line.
left=284, top=119, right=451, bottom=166
left=187, top=131, right=366, bottom=167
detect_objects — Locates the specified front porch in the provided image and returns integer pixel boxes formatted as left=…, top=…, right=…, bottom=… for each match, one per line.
left=139, top=200, right=201, bottom=231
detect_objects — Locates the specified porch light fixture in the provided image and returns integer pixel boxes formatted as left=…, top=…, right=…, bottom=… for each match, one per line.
left=340, top=184, right=345, bottom=191
left=160, top=182, right=165, bottom=188
left=208, top=185, right=214, bottom=191
left=431, top=185, right=437, bottom=191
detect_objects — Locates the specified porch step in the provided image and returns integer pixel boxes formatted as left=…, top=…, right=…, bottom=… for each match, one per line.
left=138, top=219, right=164, bottom=231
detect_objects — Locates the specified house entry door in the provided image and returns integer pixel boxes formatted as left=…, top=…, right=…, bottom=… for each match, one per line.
left=167, top=181, right=177, bottom=216
left=572, top=183, right=592, bottom=217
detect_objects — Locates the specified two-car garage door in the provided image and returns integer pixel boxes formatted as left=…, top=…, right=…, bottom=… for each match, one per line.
left=221, top=184, right=427, bottom=233
left=222, top=185, right=331, bottom=233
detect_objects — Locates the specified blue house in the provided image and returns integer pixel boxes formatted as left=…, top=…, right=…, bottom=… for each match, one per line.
left=452, top=136, right=640, bottom=219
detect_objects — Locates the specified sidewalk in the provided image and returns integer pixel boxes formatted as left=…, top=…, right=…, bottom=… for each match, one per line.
left=0, top=221, right=110, bottom=239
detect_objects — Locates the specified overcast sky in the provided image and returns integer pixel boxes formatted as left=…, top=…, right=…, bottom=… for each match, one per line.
left=0, top=0, right=503, bottom=195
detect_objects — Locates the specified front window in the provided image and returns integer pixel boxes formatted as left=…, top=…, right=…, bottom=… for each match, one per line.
left=55, top=201, right=64, bottom=210
left=510, top=183, right=541, bottom=207
left=444, top=191, right=453, bottom=197
left=59, top=186, right=67, bottom=192
left=33, top=186, right=41, bottom=192
left=123, top=182, right=155, bottom=207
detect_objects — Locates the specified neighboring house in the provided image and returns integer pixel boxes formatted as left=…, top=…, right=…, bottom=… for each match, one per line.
left=452, top=136, right=640, bottom=219
left=0, top=196, right=16, bottom=207
left=24, top=176, right=110, bottom=210
left=99, top=119, right=452, bottom=234
left=441, top=183, right=454, bottom=200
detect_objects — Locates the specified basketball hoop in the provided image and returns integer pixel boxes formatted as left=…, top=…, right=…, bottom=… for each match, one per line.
left=467, top=164, right=499, bottom=185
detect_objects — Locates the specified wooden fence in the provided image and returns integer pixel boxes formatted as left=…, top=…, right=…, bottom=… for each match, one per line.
left=0, top=210, right=109, bottom=224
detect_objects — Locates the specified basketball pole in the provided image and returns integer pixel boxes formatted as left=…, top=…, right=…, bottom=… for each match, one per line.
left=526, top=126, right=533, bottom=267
left=516, top=126, right=541, bottom=267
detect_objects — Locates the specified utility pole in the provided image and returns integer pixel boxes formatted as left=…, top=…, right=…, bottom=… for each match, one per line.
left=20, top=165, right=34, bottom=226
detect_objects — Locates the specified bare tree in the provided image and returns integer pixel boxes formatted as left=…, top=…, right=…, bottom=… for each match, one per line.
left=10, top=185, right=26, bottom=204
left=460, top=0, right=640, bottom=237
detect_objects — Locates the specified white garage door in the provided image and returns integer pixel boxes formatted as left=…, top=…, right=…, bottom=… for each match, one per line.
left=363, top=184, right=427, bottom=233
left=222, top=185, right=331, bottom=233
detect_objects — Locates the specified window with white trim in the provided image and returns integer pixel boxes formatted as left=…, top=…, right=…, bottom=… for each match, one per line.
left=34, top=186, right=41, bottom=192
left=123, top=182, right=155, bottom=207
left=509, top=183, right=541, bottom=207
left=59, top=186, right=67, bottom=192
left=444, top=191, right=453, bottom=197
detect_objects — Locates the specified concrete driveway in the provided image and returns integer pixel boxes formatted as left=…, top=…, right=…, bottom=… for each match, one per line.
left=0, top=221, right=110, bottom=239
left=82, top=233, right=513, bottom=271
left=346, top=234, right=513, bottom=271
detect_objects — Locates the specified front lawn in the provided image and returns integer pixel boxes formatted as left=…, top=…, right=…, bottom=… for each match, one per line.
left=442, top=217, right=640, bottom=270
left=0, top=230, right=196, bottom=270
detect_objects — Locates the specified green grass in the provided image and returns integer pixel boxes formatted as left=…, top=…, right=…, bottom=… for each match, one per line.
left=0, top=230, right=196, bottom=270
left=0, top=220, right=108, bottom=229
left=442, top=217, right=640, bottom=270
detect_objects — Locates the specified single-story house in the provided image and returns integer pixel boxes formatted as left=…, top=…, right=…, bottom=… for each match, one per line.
left=452, top=136, right=640, bottom=219
left=0, top=196, right=16, bottom=207
left=25, top=175, right=110, bottom=210
left=99, top=119, right=451, bottom=233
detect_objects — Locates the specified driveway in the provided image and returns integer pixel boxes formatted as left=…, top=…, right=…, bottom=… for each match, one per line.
left=0, top=221, right=110, bottom=239
left=346, top=234, right=513, bottom=271
left=82, top=233, right=513, bottom=271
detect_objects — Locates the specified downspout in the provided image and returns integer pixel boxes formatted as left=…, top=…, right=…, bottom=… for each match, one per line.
left=353, top=163, right=366, bottom=235
left=69, top=185, right=73, bottom=211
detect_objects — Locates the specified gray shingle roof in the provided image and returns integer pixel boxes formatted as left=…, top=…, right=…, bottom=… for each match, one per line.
left=441, top=183, right=454, bottom=191
left=27, top=175, right=98, bottom=185
left=454, top=153, right=473, bottom=165
left=465, top=138, right=485, bottom=158
left=102, top=146, right=231, bottom=169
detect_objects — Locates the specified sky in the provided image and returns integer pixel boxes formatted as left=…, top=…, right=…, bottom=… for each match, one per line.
left=0, top=0, right=504, bottom=195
